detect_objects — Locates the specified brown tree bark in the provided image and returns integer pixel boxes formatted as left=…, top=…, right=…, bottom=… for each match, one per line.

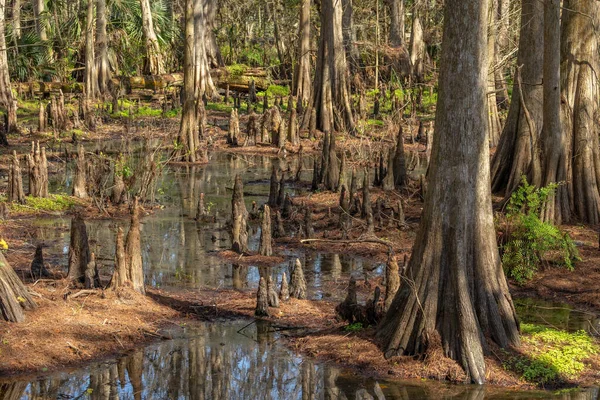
left=194, top=0, right=218, bottom=99
left=8, top=151, right=25, bottom=204
left=393, top=126, right=406, bottom=187
left=73, top=144, right=88, bottom=199
left=67, top=215, right=91, bottom=281
left=0, top=251, right=36, bottom=322
left=84, top=0, right=98, bottom=101
left=560, top=0, right=600, bottom=224
left=140, top=0, right=163, bottom=75
left=289, top=258, right=307, bottom=299
left=259, top=205, right=272, bottom=256
left=175, top=0, right=198, bottom=163
left=540, top=0, right=569, bottom=224
left=202, top=0, right=222, bottom=68
left=385, top=0, right=404, bottom=47
left=95, top=0, right=110, bottom=94
left=125, top=198, right=145, bottom=294
left=377, top=0, right=520, bottom=383
left=0, top=0, right=16, bottom=133
left=279, top=272, right=290, bottom=301
left=293, top=0, right=312, bottom=112
left=408, top=6, right=426, bottom=82
left=27, top=142, right=48, bottom=198
left=109, top=226, right=128, bottom=290
left=490, top=0, right=543, bottom=196
left=231, top=174, right=249, bottom=253
left=255, top=276, right=269, bottom=316
left=310, top=0, right=355, bottom=133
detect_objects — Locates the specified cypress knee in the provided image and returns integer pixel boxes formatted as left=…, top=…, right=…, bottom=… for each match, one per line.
left=259, top=205, right=273, bottom=256
left=279, top=272, right=290, bottom=301
left=255, top=277, right=269, bottom=317
left=289, top=258, right=307, bottom=299
left=267, top=275, right=279, bottom=308
left=231, top=174, right=249, bottom=253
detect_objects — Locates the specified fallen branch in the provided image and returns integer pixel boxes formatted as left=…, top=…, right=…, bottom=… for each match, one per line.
left=66, top=289, right=101, bottom=300
left=300, top=237, right=395, bottom=253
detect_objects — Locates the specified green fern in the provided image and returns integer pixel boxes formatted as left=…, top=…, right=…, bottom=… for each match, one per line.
left=500, top=177, right=580, bottom=283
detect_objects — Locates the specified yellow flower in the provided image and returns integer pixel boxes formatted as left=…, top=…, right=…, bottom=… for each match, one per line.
left=0, top=239, right=7, bottom=250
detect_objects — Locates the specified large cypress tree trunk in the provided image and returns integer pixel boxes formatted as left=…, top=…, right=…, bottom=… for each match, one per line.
left=125, top=199, right=145, bottom=294
left=95, top=0, right=110, bottom=94
left=0, top=0, right=17, bottom=133
left=67, top=215, right=91, bottom=281
left=176, top=0, right=198, bottom=163
left=0, top=251, right=36, bottom=322
left=377, top=0, right=520, bottom=384
left=203, top=0, right=222, bottom=68
left=194, top=0, right=217, bottom=99
left=540, top=0, right=570, bottom=224
left=490, top=0, right=543, bottom=196
left=293, top=0, right=311, bottom=112
left=310, top=0, right=355, bottom=133
left=560, top=0, right=600, bottom=224
left=140, top=0, right=163, bottom=75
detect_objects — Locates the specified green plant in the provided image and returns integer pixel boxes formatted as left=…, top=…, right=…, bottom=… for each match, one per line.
left=500, top=177, right=580, bottom=283
left=266, top=85, right=290, bottom=98
left=343, top=322, right=363, bottom=332
left=508, top=323, right=598, bottom=385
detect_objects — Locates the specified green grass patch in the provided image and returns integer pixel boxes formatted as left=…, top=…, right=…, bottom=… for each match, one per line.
left=9, top=194, right=79, bottom=213
left=266, top=84, right=290, bottom=98
left=226, top=64, right=250, bottom=77
left=506, top=323, right=598, bottom=385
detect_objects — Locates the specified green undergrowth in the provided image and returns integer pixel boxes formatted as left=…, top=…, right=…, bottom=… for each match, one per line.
left=499, top=177, right=579, bottom=283
left=4, top=194, right=80, bottom=213
left=343, top=322, right=364, bottom=332
left=505, top=323, right=598, bottom=386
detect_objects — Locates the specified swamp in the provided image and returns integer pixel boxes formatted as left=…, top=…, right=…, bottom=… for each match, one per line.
left=0, top=0, right=599, bottom=398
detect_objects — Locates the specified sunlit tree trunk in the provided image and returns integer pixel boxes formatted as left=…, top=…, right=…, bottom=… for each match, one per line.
left=176, top=0, right=197, bottom=162
left=540, top=0, right=570, bottom=224
left=408, top=5, right=425, bottom=82
left=84, top=0, right=98, bottom=100
left=194, top=0, right=217, bottom=99
left=561, top=0, right=600, bottom=223
left=0, top=0, right=16, bottom=132
left=203, top=0, right=222, bottom=67
left=490, top=0, right=543, bottom=196
left=95, top=0, right=110, bottom=94
left=140, top=0, right=164, bottom=75
left=377, top=0, right=520, bottom=383
left=293, top=0, right=311, bottom=111
left=341, top=0, right=359, bottom=72
left=311, top=0, right=354, bottom=133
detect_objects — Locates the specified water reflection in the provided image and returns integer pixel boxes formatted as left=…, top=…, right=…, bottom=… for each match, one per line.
left=0, top=321, right=597, bottom=400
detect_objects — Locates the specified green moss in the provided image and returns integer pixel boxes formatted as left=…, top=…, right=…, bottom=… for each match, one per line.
left=266, top=85, right=290, bottom=98
left=343, top=322, right=363, bottom=332
left=206, top=102, right=234, bottom=113
left=226, top=64, right=250, bottom=77
left=10, top=194, right=78, bottom=213
left=507, top=324, right=598, bottom=385
left=366, top=119, right=384, bottom=127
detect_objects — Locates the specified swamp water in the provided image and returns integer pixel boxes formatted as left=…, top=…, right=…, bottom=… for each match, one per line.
left=2, top=144, right=599, bottom=399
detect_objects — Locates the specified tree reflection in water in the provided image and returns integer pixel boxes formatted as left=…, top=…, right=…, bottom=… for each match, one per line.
left=1, top=321, right=598, bottom=400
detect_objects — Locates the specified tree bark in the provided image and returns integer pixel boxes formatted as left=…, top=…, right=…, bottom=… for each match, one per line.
left=202, top=0, right=222, bottom=68
left=310, top=0, right=355, bottom=133
left=84, top=0, right=98, bottom=101
left=125, top=198, right=145, bottom=294
left=73, top=144, right=88, bottom=199
left=377, top=0, right=520, bottom=384
left=176, top=0, right=198, bottom=163
left=67, top=215, right=91, bottom=282
left=95, top=0, right=110, bottom=94
left=231, top=174, right=249, bottom=253
left=293, top=0, right=311, bottom=113
left=194, top=0, right=218, bottom=99
left=560, top=0, right=600, bottom=224
left=11, top=0, right=20, bottom=40
left=385, top=0, right=404, bottom=47
left=408, top=7, right=425, bottom=82
left=341, top=0, right=359, bottom=72
left=490, top=0, right=543, bottom=196
left=140, top=0, right=163, bottom=75
left=255, top=277, right=269, bottom=316
left=259, top=205, right=273, bottom=256
left=109, top=227, right=128, bottom=290
left=289, top=258, right=306, bottom=299
left=0, top=251, right=36, bottom=322
left=0, top=0, right=16, bottom=133
left=8, top=151, right=25, bottom=204
left=540, top=0, right=569, bottom=224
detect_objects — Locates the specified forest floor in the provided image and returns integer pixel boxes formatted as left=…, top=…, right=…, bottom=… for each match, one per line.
left=1, top=103, right=599, bottom=390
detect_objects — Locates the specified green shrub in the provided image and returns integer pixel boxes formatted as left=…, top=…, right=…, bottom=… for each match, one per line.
left=500, top=177, right=579, bottom=283
left=266, top=85, right=289, bottom=98
left=226, top=64, right=249, bottom=77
